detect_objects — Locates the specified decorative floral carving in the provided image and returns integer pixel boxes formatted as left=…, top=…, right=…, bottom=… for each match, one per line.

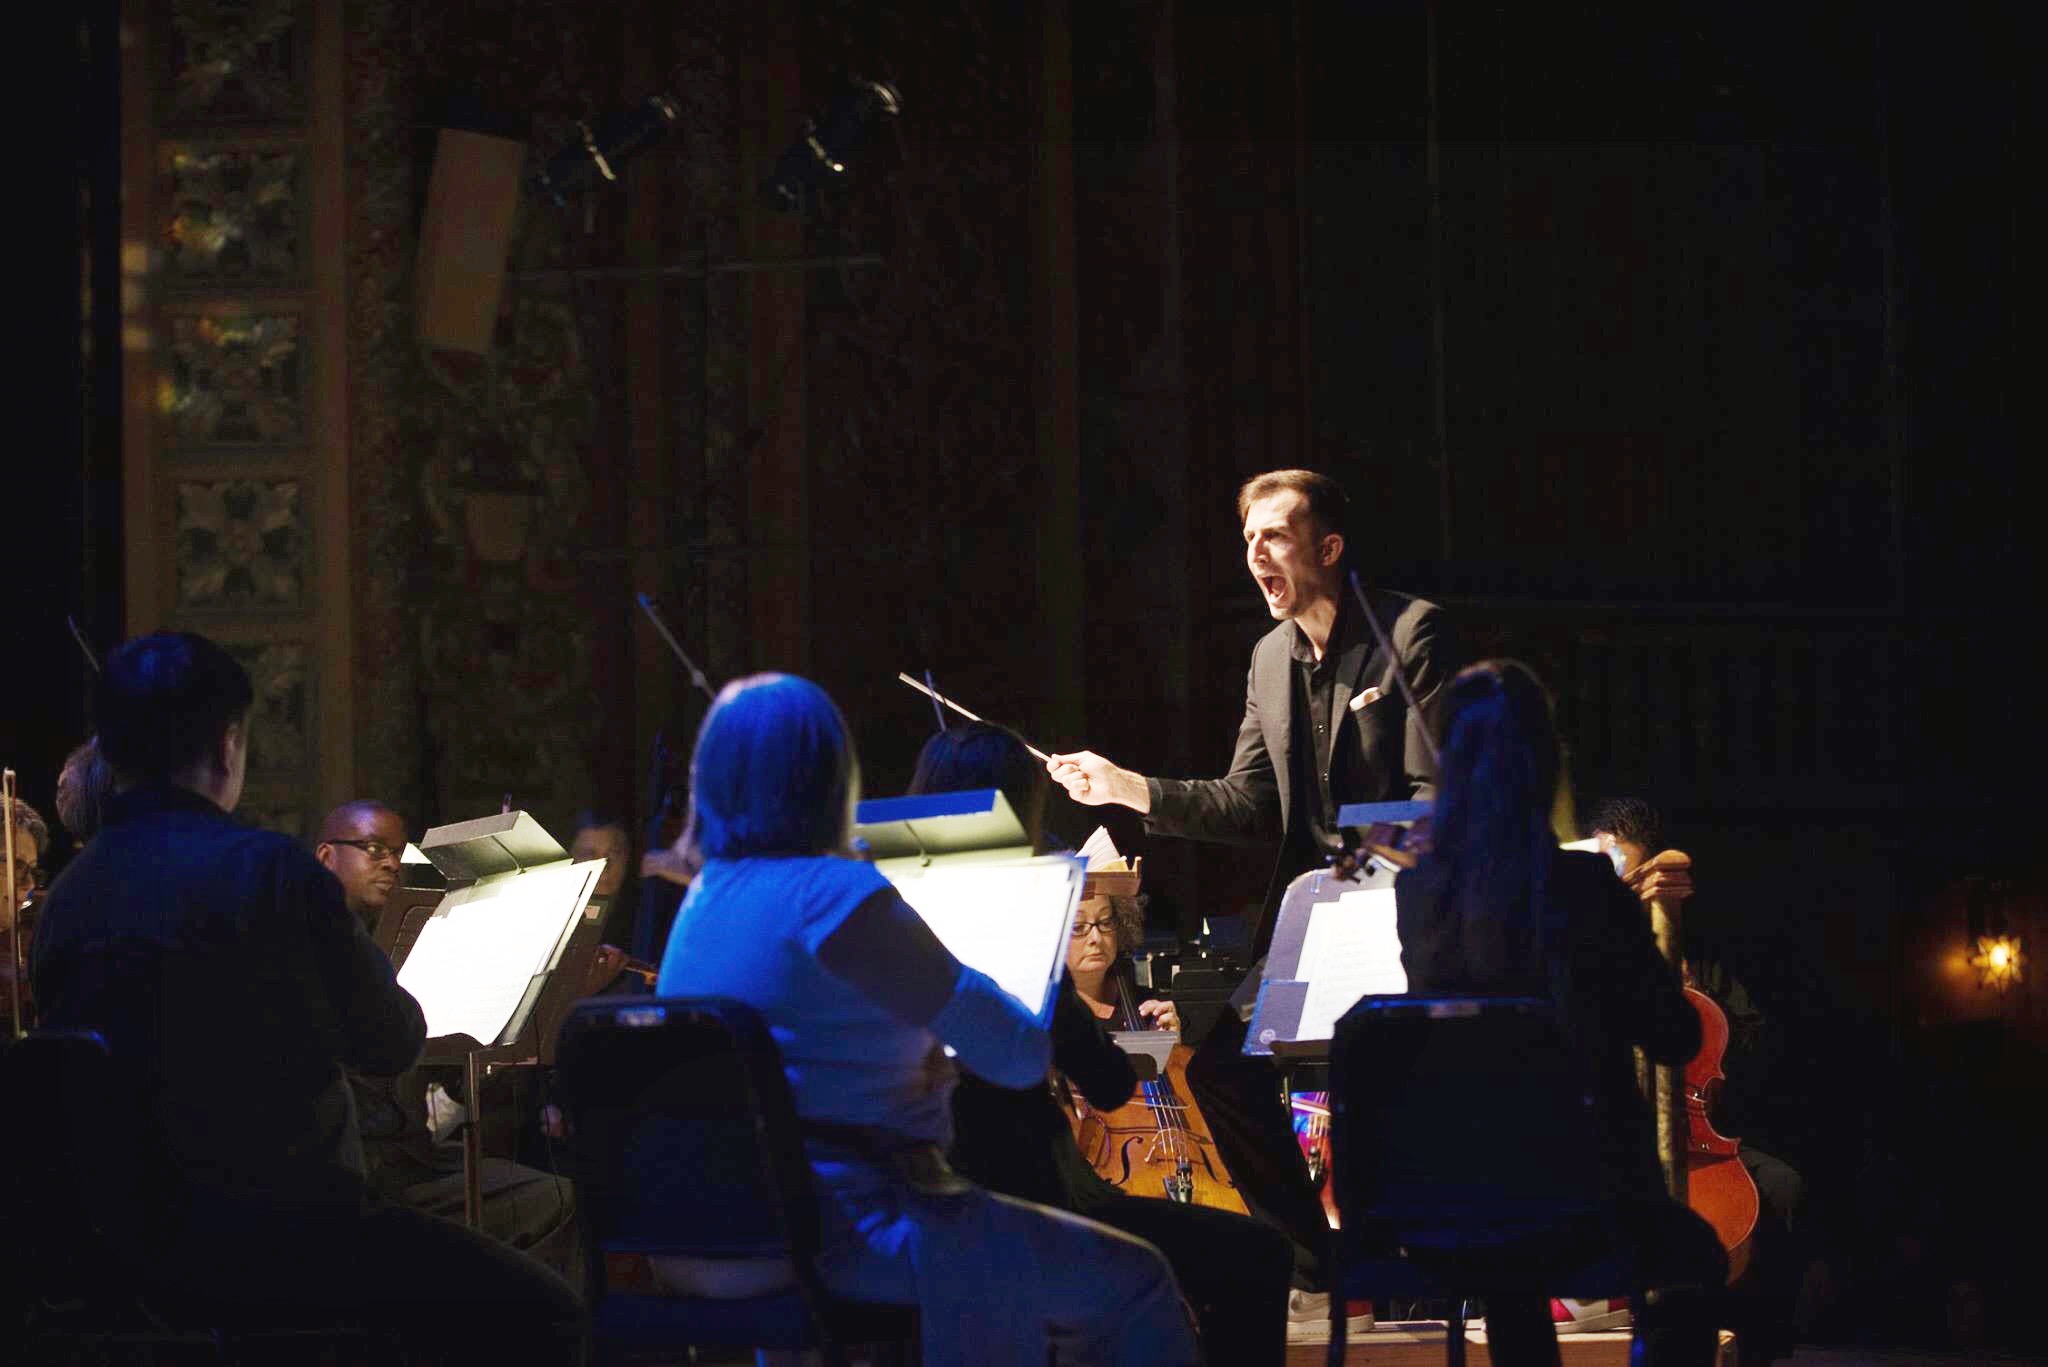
left=176, top=479, right=306, bottom=608
left=163, top=0, right=306, bottom=124
left=223, top=641, right=310, bottom=776
left=163, top=146, right=303, bottom=283
left=164, top=313, right=304, bottom=447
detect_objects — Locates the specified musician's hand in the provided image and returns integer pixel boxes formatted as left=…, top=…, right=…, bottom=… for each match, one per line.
left=1622, top=850, right=1694, bottom=906
left=1136, top=998, right=1179, bottom=1033
left=1045, top=751, right=1152, bottom=813
left=641, top=847, right=696, bottom=888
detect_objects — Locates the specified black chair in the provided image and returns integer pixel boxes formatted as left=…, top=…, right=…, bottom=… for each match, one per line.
left=1325, top=995, right=1672, bottom=1367
left=553, top=996, right=917, bottom=1366
left=1, top=1029, right=386, bottom=1364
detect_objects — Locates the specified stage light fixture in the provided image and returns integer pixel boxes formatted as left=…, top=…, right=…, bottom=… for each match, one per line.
left=1971, top=934, right=2024, bottom=993
left=765, top=77, right=901, bottom=212
left=529, top=94, right=682, bottom=208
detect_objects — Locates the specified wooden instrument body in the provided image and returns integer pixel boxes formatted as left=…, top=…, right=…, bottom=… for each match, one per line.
left=1683, top=984, right=1759, bottom=1282
left=1068, top=1038, right=1248, bottom=1213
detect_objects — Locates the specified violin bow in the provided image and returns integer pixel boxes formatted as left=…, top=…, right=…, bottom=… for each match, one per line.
left=67, top=615, right=100, bottom=674
left=893, top=673, right=1051, bottom=762
left=1346, top=570, right=1443, bottom=772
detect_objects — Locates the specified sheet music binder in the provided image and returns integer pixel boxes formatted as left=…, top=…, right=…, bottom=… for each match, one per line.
left=395, top=810, right=602, bottom=1049
left=851, top=789, right=1084, bottom=1025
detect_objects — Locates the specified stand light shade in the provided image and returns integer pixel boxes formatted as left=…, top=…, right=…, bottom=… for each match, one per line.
left=415, top=129, right=527, bottom=355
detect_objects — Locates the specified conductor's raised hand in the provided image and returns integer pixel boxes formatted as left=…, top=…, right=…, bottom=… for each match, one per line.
left=1044, top=751, right=1151, bottom=813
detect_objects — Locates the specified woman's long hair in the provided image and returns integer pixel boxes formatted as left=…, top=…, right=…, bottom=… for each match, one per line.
left=905, top=720, right=1050, bottom=853
left=1412, top=659, right=1577, bottom=987
left=682, top=673, right=859, bottom=862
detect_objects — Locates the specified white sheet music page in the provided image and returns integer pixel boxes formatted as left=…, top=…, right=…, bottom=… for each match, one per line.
left=396, top=859, right=601, bottom=1044
left=1076, top=825, right=1122, bottom=868
left=883, top=855, right=1081, bottom=1021
left=1294, top=886, right=1408, bottom=1042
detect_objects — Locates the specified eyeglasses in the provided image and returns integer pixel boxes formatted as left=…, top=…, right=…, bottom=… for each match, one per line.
left=1070, top=914, right=1117, bottom=940
left=329, top=839, right=404, bottom=865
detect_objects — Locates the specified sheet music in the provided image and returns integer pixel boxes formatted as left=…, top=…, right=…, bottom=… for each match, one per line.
left=1077, top=825, right=1122, bottom=869
left=883, top=855, right=1081, bottom=1021
left=1294, top=886, right=1408, bottom=1042
left=396, top=858, right=601, bottom=1044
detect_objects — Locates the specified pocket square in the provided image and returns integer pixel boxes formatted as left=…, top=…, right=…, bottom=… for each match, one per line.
left=1348, top=686, right=1384, bottom=712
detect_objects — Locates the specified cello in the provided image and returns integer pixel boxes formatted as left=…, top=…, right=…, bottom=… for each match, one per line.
left=1681, top=980, right=1760, bottom=1283
left=1062, top=865, right=1248, bottom=1213
left=1623, top=847, right=1761, bottom=1284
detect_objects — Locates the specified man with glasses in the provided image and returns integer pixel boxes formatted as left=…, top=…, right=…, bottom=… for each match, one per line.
left=315, top=801, right=409, bottom=929
left=315, top=799, right=577, bottom=1274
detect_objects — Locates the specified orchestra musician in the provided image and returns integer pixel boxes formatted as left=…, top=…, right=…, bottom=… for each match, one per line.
left=55, top=735, right=113, bottom=844
left=567, top=811, right=635, bottom=946
left=1590, top=796, right=1808, bottom=1366
left=29, top=632, right=581, bottom=1357
left=314, top=799, right=577, bottom=1274
left=910, top=722, right=1294, bottom=1365
left=651, top=673, right=1198, bottom=1366
left=1396, top=661, right=1725, bottom=1367
left=4, top=795, right=48, bottom=1030
left=1047, top=468, right=1453, bottom=1330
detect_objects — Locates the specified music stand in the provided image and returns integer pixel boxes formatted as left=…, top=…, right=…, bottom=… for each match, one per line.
left=1243, top=800, right=1430, bottom=1060
left=397, top=810, right=602, bottom=1227
left=851, top=789, right=1084, bottom=1025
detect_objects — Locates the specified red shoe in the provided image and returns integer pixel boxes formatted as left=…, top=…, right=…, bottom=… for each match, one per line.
left=1551, top=1297, right=1631, bottom=1333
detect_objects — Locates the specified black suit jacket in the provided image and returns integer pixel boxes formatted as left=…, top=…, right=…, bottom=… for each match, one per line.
left=32, top=784, right=427, bottom=1222
left=1143, top=587, right=1452, bottom=949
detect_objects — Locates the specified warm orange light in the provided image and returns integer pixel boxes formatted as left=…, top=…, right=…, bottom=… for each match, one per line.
left=1970, top=935, right=2025, bottom=992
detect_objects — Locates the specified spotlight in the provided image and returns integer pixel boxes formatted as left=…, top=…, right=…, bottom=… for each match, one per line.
left=765, top=77, right=901, bottom=212
left=529, top=94, right=681, bottom=207
left=1971, top=935, right=2025, bottom=993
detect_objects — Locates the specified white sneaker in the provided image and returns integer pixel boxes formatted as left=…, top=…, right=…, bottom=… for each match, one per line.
left=1285, top=1290, right=1374, bottom=1343
left=1550, top=1297, right=1632, bottom=1333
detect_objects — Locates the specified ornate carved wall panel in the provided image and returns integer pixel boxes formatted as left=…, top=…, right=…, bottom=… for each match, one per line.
left=122, top=0, right=348, bottom=837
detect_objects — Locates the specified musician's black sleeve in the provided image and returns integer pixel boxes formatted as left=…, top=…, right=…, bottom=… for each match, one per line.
left=294, top=849, right=426, bottom=1077
left=1050, top=977, right=1137, bottom=1110
left=817, top=886, right=1050, bottom=1088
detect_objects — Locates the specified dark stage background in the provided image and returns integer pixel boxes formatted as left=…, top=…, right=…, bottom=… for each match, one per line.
left=8, top=1, right=2038, bottom=1354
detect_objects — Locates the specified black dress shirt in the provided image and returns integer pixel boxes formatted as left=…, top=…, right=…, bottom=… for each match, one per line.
left=31, top=783, right=426, bottom=1220
left=1287, top=593, right=1368, bottom=862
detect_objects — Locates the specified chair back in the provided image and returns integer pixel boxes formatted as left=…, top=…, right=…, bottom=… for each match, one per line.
left=553, top=997, right=820, bottom=1290
left=0, top=1030, right=155, bottom=1305
left=1330, top=995, right=1610, bottom=1251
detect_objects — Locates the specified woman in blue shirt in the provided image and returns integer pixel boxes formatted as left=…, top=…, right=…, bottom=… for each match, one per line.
left=656, top=674, right=1196, bottom=1366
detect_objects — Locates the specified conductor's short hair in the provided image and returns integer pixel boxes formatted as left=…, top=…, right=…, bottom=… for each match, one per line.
left=1235, top=468, right=1349, bottom=542
left=95, top=632, right=254, bottom=782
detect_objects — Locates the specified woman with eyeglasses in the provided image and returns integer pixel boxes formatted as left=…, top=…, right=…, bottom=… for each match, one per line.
left=654, top=677, right=1196, bottom=1367
left=912, top=720, right=1294, bottom=1365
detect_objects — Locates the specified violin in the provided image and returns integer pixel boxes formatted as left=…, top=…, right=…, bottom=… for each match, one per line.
left=1682, top=979, right=1760, bottom=1283
left=1065, top=973, right=1248, bottom=1213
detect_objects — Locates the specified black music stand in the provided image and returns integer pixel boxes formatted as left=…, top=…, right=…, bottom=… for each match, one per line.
left=396, top=811, right=602, bottom=1228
